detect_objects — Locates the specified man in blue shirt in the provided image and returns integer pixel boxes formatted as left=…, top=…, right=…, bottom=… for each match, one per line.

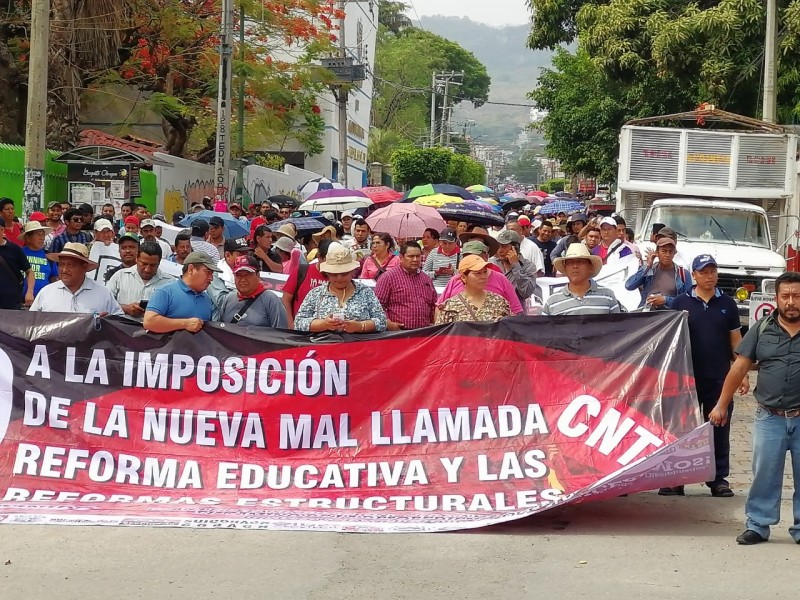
left=663, top=254, right=748, bottom=497
left=143, top=251, right=221, bottom=333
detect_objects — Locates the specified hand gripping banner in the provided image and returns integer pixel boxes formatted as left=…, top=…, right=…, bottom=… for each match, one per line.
left=0, top=311, right=713, bottom=532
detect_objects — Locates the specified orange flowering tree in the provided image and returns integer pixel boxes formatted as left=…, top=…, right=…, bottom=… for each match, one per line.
left=0, top=0, right=343, bottom=158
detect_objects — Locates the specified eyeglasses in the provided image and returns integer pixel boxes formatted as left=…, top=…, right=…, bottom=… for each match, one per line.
left=70, top=217, right=84, bottom=223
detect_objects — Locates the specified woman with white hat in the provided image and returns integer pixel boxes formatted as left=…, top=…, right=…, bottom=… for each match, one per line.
left=19, top=220, right=55, bottom=302
left=294, top=242, right=387, bottom=333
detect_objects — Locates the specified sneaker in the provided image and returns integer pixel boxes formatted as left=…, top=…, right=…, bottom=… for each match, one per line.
left=658, top=486, right=685, bottom=496
left=736, top=530, right=767, bottom=545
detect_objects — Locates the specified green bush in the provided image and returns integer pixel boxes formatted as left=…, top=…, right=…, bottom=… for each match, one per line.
left=390, top=147, right=486, bottom=188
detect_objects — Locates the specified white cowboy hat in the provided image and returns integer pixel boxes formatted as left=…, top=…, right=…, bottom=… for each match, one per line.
left=552, top=243, right=603, bottom=278
left=319, top=242, right=360, bottom=274
left=45, top=242, right=98, bottom=270
left=18, top=221, right=52, bottom=241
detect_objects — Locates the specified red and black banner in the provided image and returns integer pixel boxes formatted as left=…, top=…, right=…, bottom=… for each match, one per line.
left=0, top=311, right=712, bottom=532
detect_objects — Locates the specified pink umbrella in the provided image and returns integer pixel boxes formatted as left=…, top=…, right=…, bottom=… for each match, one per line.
left=358, top=186, right=403, bottom=206
left=366, top=203, right=446, bottom=239
left=529, top=190, right=549, bottom=198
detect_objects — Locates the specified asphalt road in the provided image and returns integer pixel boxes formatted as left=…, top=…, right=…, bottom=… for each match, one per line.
left=1, top=388, right=797, bottom=599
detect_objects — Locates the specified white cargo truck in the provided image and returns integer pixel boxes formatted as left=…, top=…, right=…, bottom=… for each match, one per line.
left=616, top=109, right=798, bottom=325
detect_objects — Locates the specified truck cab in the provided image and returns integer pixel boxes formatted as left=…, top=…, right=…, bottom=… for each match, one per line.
left=639, top=198, right=786, bottom=324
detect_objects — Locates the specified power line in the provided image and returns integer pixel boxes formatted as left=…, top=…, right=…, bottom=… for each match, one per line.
left=373, top=74, right=536, bottom=108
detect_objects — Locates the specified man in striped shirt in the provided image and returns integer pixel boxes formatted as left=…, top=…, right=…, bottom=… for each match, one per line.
left=423, top=227, right=461, bottom=287
left=543, top=243, right=621, bottom=316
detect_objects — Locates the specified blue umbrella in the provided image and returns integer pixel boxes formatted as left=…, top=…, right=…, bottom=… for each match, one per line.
left=538, top=200, right=585, bottom=216
left=270, top=217, right=327, bottom=237
left=179, top=210, right=249, bottom=239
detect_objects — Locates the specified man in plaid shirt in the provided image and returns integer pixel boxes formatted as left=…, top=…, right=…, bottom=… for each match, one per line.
left=375, top=242, right=438, bottom=330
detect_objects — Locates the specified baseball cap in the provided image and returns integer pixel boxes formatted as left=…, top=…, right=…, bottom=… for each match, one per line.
left=184, top=251, right=223, bottom=272
left=209, top=216, right=225, bottom=227
left=656, top=237, right=676, bottom=247
left=517, top=215, right=532, bottom=227
left=599, top=216, right=618, bottom=228
left=47, top=201, right=63, bottom=210
left=497, top=230, right=521, bottom=245
left=657, top=226, right=678, bottom=241
left=224, top=238, right=250, bottom=253
left=506, top=212, right=519, bottom=222
left=29, top=211, right=47, bottom=223
left=118, top=232, right=140, bottom=245
left=341, top=210, right=354, bottom=219
left=458, top=254, right=489, bottom=274
left=531, top=219, right=543, bottom=231
left=93, top=218, right=114, bottom=232
left=191, top=220, right=209, bottom=235
left=232, top=255, right=260, bottom=274
left=461, top=240, right=489, bottom=256
left=124, top=215, right=140, bottom=225
left=440, top=227, right=458, bottom=242
left=172, top=210, right=186, bottom=223
left=692, top=254, right=717, bottom=271
left=140, top=219, right=156, bottom=229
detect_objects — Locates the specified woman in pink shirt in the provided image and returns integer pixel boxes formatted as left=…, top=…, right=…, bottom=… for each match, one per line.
left=360, top=232, right=399, bottom=280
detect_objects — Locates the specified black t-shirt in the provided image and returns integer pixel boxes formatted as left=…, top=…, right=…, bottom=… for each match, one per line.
left=0, top=242, right=31, bottom=309
left=672, top=289, right=740, bottom=380
left=530, top=238, right=558, bottom=276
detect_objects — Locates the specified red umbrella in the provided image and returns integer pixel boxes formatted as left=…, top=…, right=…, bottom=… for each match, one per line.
left=528, top=190, right=548, bottom=198
left=358, top=186, right=403, bottom=206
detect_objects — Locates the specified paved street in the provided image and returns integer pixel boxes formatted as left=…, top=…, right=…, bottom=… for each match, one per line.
left=1, top=382, right=797, bottom=600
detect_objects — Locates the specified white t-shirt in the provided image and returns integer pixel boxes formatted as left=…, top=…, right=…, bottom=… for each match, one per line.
left=520, top=237, right=545, bottom=273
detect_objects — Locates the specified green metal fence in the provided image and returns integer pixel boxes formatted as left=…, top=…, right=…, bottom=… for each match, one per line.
left=0, top=144, right=68, bottom=214
left=0, top=144, right=157, bottom=215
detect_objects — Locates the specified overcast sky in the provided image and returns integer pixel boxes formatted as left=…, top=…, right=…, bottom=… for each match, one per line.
left=409, top=0, right=532, bottom=27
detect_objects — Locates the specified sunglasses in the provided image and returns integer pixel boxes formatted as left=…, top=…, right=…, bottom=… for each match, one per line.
left=70, top=217, right=84, bottom=223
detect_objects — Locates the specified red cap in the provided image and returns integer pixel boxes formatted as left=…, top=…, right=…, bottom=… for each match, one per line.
left=232, top=255, right=259, bottom=274
left=249, top=216, right=266, bottom=237
left=29, top=211, right=47, bottom=223
left=517, top=215, right=532, bottom=227
left=124, top=216, right=140, bottom=225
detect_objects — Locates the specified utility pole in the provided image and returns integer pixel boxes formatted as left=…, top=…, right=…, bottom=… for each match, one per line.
left=337, top=0, right=349, bottom=187
left=214, top=0, right=235, bottom=207
left=23, top=0, right=50, bottom=216
left=763, top=0, right=778, bottom=123
left=429, top=72, right=437, bottom=148
left=236, top=3, right=245, bottom=202
left=436, top=71, right=463, bottom=147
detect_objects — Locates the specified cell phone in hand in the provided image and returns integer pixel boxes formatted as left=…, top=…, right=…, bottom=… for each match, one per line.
left=332, top=311, right=345, bottom=321
left=139, top=300, right=149, bottom=309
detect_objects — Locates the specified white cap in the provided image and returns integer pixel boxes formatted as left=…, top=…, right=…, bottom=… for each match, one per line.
left=140, top=219, right=156, bottom=229
left=93, top=218, right=114, bottom=232
left=341, top=210, right=354, bottom=218
left=531, top=219, right=543, bottom=231
left=323, top=211, right=335, bottom=221
left=599, top=216, right=618, bottom=228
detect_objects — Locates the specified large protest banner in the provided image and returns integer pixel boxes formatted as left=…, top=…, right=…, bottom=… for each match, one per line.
left=0, top=311, right=713, bottom=532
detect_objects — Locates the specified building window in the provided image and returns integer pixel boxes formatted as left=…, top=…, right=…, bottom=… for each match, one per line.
left=355, top=99, right=360, bottom=113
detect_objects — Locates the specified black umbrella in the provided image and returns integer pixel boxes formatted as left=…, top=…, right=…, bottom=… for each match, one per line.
left=268, top=194, right=300, bottom=208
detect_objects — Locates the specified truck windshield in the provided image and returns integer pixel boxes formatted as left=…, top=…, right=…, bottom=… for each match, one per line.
left=648, top=206, right=771, bottom=248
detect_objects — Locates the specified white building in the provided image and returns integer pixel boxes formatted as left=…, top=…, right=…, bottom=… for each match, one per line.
left=267, top=1, right=379, bottom=188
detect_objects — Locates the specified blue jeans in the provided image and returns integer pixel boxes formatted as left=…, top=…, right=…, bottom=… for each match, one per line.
left=745, top=406, right=800, bottom=541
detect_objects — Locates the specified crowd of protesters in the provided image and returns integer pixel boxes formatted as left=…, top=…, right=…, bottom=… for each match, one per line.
left=3, top=192, right=800, bottom=546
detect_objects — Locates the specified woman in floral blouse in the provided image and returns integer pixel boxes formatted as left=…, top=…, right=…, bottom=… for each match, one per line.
left=294, top=242, right=387, bottom=333
left=435, top=255, right=511, bottom=324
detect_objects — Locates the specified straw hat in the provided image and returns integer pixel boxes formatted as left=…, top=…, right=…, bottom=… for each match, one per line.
left=18, top=221, right=52, bottom=241
left=274, top=223, right=298, bottom=240
left=319, top=242, right=360, bottom=274
left=552, top=243, right=603, bottom=278
left=312, top=225, right=338, bottom=242
left=458, top=226, right=499, bottom=256
left=46, top=242, right=98, bottom=269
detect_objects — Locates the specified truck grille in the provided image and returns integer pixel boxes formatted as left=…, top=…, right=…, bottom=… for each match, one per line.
left=716, top=274, right=762, bottom=297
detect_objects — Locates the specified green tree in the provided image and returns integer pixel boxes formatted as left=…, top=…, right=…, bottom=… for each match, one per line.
left=502, top=150, right=545, bottom=184
left=368, top=128, right=410, bottom=164
left=372, top=28, right=490, bottom=139
left=390, top=147, right=485, bottom=188
left=378, top=0, right=412, bottom=33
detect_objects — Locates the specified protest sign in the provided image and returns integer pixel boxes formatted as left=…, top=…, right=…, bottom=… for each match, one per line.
left=0, top=311, right=712, bottom=532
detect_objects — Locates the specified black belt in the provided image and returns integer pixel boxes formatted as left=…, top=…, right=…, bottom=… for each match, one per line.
left=760, top=405, right=800, bottom=418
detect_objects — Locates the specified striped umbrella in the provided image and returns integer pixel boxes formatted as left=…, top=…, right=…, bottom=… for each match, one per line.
left=537, top=200, right=585, bottom=216
left=297, top=176, right=344, bottom=198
